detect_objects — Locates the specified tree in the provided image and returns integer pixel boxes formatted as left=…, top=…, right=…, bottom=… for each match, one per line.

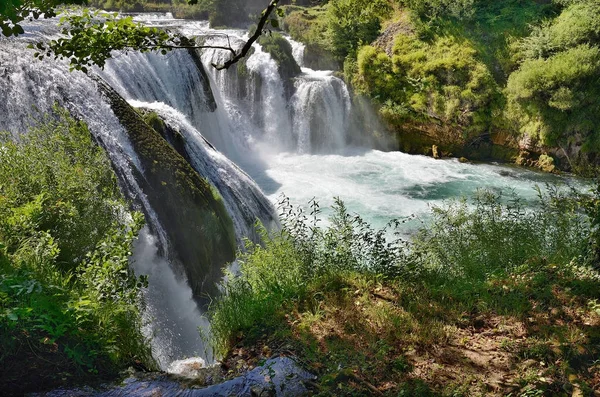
left=1, top=0, right=283, bottom=71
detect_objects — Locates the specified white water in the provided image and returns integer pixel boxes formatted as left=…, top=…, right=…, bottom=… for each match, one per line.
left=132, top=228, right=211, bottom=368
left=130, top=100, right=279, bottom=244
left=290, top=70, right=352, bottom=153
left=252, top=149, right=586, bottom=232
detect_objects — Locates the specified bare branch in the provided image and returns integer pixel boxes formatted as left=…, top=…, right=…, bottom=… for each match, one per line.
left=212, top=0, right=280, bottom=70
left=158, top=44, right=236, bottom=55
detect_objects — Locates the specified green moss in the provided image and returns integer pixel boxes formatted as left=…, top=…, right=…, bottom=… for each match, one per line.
left=141, top=111, right=167, bottom=136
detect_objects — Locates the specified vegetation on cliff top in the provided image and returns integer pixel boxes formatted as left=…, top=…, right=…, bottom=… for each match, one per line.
left=283, top=0, right=600, bottom=171
left=208, top=188, right=600, bottom=395
left=0, top=110, right=155, bottom=395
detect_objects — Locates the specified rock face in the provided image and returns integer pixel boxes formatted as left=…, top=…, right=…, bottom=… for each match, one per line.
left=96, top=79, right=236, bottom=301
left=303, top=43, right=341, bottom=71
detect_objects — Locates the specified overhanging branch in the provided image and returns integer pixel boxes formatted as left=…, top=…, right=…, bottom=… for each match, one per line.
left=212, top=0, right=280, bottom=70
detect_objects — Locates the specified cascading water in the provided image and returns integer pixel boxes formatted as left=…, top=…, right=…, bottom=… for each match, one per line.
left=290, top=71, right=352, bottom=153
left=0, top=17, right=279, bottom=370
left=0, top=39, right=166, bottom=250
left=199, top=31, right=360, bottom=155
left=129, top=100, right=278, bottom=244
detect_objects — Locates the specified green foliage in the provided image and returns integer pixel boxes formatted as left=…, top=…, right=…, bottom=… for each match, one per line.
left=326, top=0, right=390, bottom=58
left=0, top=109, right=124, bottom=268
left=209, top=195, right=411, bottom=355
left=506, top=44, right=600, bottom=149
left=0, top=110, right=154, bottom=390
left=506, top=0, right=600, bottom=150
left=413, top=188, right=590, bottom=280
left=31, top=9, right=182, bottom=72
left=0, top=0, right=86, bottom=37
left=515, top=1, right=600, bottom=61
left=208, top=186, right=599, bottom=359
left=402, top=0, right=477, bottom=21
left=354, top=35, right=498, bottom=134
left=283, top=5, right=330, bottom=48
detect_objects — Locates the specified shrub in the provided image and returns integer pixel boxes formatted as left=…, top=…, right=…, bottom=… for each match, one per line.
left=353, top=34, right=498, bottom=134
left=0, top=110, right=154, bottom=392
left=208, top=186, right=597, bottom=356
left=506, top=45, right=600, bottom=150
left=506, top=0, right=600, bottom=150
left=326, top=0, right=390, bottom=58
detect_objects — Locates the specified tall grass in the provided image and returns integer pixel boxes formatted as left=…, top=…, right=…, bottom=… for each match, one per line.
left=207, top=185, right=598, bottom=356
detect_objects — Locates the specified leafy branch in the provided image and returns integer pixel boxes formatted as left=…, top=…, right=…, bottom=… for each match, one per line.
left=8, top=0, right=283, bottom=72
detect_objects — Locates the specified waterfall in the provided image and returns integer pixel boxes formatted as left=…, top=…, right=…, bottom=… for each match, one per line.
left=291, top=71, right=352, bottom=153
left=287, top=36, right=306, bottom=67
left=0, top=12, right=373, bottom=370
left=198, top=28, right=364, bottom=155
left=245, top=45, right=295, bottom=151
left=130, top=100, right=279, bottom=245
left=0, top=20, right=277, bottom=369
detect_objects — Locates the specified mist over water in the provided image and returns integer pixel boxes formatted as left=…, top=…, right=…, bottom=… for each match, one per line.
left=132, top=228, right=211, bottom=368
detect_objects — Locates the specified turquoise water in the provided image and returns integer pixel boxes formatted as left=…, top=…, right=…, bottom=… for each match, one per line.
left=250, top=148, right=589, bottom=233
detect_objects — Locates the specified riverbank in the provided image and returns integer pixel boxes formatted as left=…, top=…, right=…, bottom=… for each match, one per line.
left=207, top=191, right=600, bottom=396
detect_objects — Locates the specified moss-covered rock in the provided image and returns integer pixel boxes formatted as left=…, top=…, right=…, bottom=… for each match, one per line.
left=97, top=79, right=236, bottom=301
left=282, top=5, right=341, bottom=70
left=258, top=33, right=301, bottom=98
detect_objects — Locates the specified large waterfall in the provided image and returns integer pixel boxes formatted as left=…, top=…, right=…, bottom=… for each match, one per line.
left=0, top=16, right=285, bottom=368
left=0, top=13, right=585, bottom=372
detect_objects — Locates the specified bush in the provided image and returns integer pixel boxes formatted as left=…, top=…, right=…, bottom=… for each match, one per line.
left=0, top=110, right=154, bottom=393
left=326, top=0, right=390, bottom=58
left=402, top=0, right=478, bottom=21
left=506, top=0, right=600, bottom=150
left=506, top=45, right=600, bottom=150
left=353, top=34, right=499, bottom=134
left=413, top=188, right=590, bottom=280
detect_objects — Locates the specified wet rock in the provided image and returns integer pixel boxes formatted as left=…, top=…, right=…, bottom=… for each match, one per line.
left=95, top=78, right=236, bottom=302
left=432, top=145, right=440, bottom=159
left=38, top=357, right=316, bottom=397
